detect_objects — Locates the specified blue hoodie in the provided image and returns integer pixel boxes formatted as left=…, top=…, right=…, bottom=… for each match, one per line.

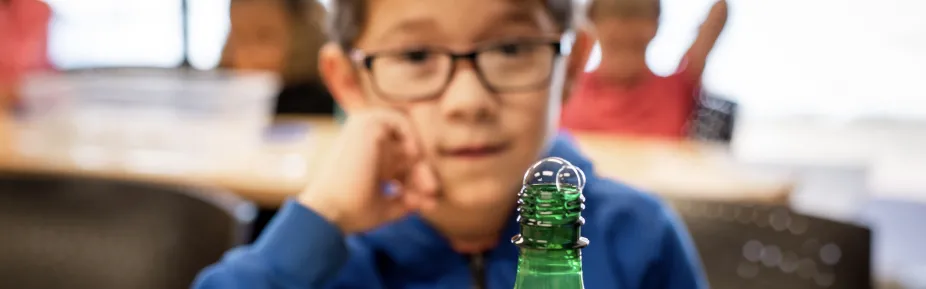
left=194, top=135, right=707, bottom=289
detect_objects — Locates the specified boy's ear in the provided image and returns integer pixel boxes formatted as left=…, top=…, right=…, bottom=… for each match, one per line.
left=563, top=29, right=595, bottom=102
left=319, top=43, right=367, bottom=113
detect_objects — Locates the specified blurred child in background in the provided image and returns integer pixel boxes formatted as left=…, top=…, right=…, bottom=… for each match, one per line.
left=561, top=0, right=728, bottom=138
left=221, top=0, right=334, bottom=115
left=0, top=0, right=51, bottom=111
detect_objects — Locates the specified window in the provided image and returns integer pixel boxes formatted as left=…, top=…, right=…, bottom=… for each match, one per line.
left=187, top=0, right=232, bottom=69
left=45, top=0, right=230, bottom=70
left=46, top=0, right=184, bottom=69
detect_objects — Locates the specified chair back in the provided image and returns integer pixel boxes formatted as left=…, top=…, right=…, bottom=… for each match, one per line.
left=0, top=174, right=256, bottom=289
left=670, top=198, right=872, bottom=289
left=690, top=91, right=738, bottom=143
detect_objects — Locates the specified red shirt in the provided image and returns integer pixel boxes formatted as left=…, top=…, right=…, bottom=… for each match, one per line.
left=561, top=61, right=700, bottom=138
left=0, top=0, right=52, bottom=88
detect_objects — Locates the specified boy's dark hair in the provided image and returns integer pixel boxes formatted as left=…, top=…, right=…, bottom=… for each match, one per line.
left=588, top=0, right=660, bottom=21
left=326, top=0, right=575, bottom=48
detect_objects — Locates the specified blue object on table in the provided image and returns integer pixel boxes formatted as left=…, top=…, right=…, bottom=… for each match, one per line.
left=265, top=123, right=311, bottom=143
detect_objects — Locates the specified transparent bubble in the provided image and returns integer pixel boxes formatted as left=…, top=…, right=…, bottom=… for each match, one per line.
left=742, top=240, right=763, bottom=262
left=820, top=243, right=842, bottom=265
left=523, top=157, right=586, bottom=190
left=779, top=251, right=800, bottom=273
left=796, top=258, right=817, bottom=279
left=736, top=262, right=760, bottom=279
left=769, top=208, right=792, bottom=232
left=556, top=162, right=586, bottom=190
left=761, top=245, right=783, bottom=267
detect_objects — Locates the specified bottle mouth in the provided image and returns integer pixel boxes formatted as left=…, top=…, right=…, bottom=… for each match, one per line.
left=516, top=183, right=585, bottom=225
left=513, top=183, right=587, bottom=249
left=514, top=157, right=589, bottom=250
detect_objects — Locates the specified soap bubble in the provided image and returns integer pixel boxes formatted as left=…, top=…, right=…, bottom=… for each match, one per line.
left=523, top=157, right=570, bottom=186
left=556, top=162, right=586, bottom=190
left=522, top=157, right=586, bottom=190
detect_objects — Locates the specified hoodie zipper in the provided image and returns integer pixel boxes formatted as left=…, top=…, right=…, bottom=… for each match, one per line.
left=468, top=253, right=486, bottom=289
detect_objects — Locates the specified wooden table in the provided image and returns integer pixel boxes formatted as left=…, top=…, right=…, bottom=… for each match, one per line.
left=574, top=132, right=792, bottom=203
left=0, top=114, right=792, bottom=207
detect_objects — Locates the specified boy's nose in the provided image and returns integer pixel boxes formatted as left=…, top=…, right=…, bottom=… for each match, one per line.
left=439, top=65, right=500, bottom=124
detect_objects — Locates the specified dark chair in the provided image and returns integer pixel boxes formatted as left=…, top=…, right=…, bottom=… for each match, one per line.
left=668, top=198, right=872, bottom=289
left=0, top=173, right=256, bottom=289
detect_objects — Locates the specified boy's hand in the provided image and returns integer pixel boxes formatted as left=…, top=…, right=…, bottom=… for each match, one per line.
left=298, top=109, right=440, bottom=234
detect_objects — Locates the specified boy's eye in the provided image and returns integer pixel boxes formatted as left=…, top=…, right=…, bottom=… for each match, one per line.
left=492, top=43, right=543, bottom=59
left=498, top=44, right=527, bottom=55
left=399, top=50, right=432, bottom=62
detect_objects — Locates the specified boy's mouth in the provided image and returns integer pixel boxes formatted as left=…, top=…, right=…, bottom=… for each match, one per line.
left=440, top=143, right=510, bottom=159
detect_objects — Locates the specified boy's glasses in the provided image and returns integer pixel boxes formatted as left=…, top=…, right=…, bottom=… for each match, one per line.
left=350, top=40, right=562, bottom=102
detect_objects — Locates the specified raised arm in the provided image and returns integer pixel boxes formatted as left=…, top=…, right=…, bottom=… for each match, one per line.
left=563, top=28, right=596, bottom=103
left=680, top=0, right=728, bottom=80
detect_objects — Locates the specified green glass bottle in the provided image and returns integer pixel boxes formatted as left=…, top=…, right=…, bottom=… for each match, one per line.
left=512, top=157, right=588, bottom=289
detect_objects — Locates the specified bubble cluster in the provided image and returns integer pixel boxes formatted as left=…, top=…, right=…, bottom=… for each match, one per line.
left=514, top=157, right=589, bottom=249
left=522, top=157, right=586, bottom=190
left=738, top=239, right=842, bottom=287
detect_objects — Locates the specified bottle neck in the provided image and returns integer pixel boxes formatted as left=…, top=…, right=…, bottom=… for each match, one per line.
left=514, top=222, right=587, bottom=275
left=512, top=184, right=587, bottom=250
left=516, top=247, right=583, bottom=273
left=516, top=221, right=585, bottom=249
left=513, top=247, right=585, bottom=289
left=511, top=183, right=587, bottom=289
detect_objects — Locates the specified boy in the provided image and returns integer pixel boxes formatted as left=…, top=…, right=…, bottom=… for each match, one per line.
left=194, top=0, right=706, bottom=288
left=222, top=0, right=334, bottom=115
left=561, top=0, right=729, bottom=138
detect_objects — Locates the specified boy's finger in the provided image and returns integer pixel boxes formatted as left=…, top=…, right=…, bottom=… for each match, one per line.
left=379, top=144, right=412, bottom=180
left=377, top=109, right=421, bottom=161
left=403, top=163, right=440, bottom=211
left=407, top=162, right=439, bottom=197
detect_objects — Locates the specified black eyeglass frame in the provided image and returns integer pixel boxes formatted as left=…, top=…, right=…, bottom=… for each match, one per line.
left=348, top=40, right=564, bottom=102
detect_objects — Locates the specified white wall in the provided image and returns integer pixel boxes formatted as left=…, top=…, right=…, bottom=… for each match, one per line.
left=636, top=0, right=926, bottom=120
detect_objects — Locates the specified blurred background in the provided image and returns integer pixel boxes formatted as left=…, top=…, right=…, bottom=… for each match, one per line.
left=1, top=0, right=924, bottom=288
left=45, top=0, right=926, bottom=118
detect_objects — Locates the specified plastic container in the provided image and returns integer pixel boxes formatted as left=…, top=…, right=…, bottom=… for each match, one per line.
left=16, top=68, right=280, bottom=175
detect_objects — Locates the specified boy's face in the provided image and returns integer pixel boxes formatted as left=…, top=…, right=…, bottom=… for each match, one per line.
left=323, top=0, right=577, bottom=236
left=228, top=1, right=290, bottom=73
left=593, top=17, right=657, bottom=78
